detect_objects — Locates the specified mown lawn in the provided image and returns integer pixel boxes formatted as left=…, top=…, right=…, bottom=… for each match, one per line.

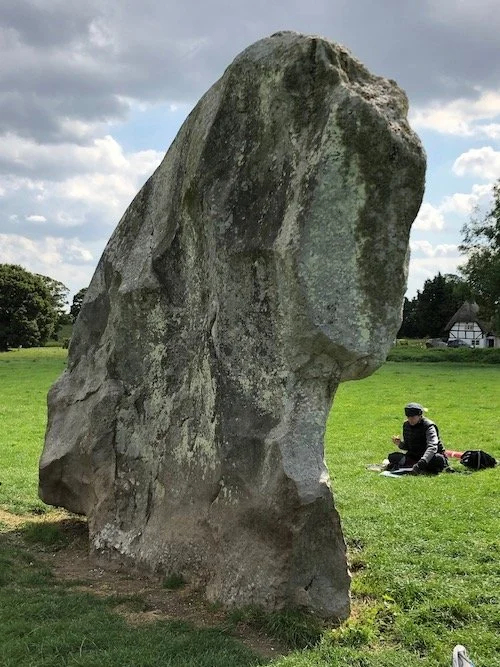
left=0, top=347, right=67, bottom=513
left=0, top=348, right=499, bottom=666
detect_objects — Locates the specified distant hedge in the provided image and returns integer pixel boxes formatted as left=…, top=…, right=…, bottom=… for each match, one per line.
left=387, top=346, right=500, bottom=363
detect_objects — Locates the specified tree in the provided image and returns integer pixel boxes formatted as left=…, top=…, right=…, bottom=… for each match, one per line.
left=459, top=180, right=500, bottom=330
left=70, top=287, right=88, bottom=322
left=0, top=265, right=61, bottom=351
left=37, top=274, right=71, bottom=336
left=398, top=273, right=467, bottom=338
left=37, top=275, right=69, bottom=314
left=413, top=273, right=456, bottom=338
left=398, top=297, right=418, bottom=338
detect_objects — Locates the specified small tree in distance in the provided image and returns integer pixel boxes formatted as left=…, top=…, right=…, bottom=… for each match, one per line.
left=459, top=179, right=500, bottom=331
left=0, top=264, right=61, bottom=351
left=70, top=287, right=88, bottom=322
left=37, top=274, right=71, bottom=337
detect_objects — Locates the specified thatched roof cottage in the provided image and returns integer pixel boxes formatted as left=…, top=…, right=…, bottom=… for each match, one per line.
left=444, top=301, right=498, bottom=348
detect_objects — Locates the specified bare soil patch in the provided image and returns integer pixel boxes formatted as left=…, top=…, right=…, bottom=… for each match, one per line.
left=1, top=509, right=288, bottom=660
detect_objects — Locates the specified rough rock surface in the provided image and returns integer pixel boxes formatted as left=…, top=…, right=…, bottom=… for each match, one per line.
left=39, top=31, right=425, bottom=619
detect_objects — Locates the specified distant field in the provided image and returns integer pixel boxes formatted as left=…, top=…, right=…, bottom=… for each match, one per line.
left=0, top=348, right=67, bottom=513
left=0, top=348, right=499, bottom=666
left=388, top=344, right=500, bottom=363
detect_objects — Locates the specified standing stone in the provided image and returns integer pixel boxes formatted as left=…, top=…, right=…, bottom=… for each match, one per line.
left=39, top=31, right=425, bottom=619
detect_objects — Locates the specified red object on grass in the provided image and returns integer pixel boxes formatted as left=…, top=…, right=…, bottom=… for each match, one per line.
left=445, top=450, right=464, bottom=459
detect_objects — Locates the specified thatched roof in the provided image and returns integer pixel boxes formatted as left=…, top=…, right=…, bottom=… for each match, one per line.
left=444, top=301, right=490, bottom=333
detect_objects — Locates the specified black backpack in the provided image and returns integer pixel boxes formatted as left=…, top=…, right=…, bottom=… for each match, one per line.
left=460, top=450, right=497, bottom=470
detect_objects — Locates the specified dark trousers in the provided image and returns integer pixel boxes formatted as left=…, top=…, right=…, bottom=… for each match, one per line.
left=388, top=451, right=448, bottom=473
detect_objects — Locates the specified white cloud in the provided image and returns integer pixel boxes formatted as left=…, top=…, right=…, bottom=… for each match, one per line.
left=439, top=184, right=492, bottom=216
left=49, top=142, right=163, bottom=224
left=25, top=214, right=47, bottom=223
left=410, top=90, right=500, bottom=138
left=407, top=252, right=463, bottom=298
left=0, top=234, right=95, bottom=268
left=0, top=134, right=163, bottom=239
left=452, top=147, right=500, bottom=180
left=88, top=17, right=117, bottom=52
left=58, top=118, right=108, bottom=142
left=475, top=124, right=500, bottom=140
left=410, top=254, right=462, bottom=277
left=413, top=202, right=445, bottom=231
left=0, top=175, right=45, bottom=195
left=410, top=240, right=458, bottom=257
left=0, top=235, right=60, bottom=268
left=0, top=233, right=101, bottom=298
left=67, top=243, right=94, bottom=263
left=0, top=132, right=163, bottom=298
left=406, top=179, right=497, bottom=296
left=0, top=133, right=162, bottom=182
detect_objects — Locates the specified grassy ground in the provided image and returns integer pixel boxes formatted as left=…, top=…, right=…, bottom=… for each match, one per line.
left=0, top=536, right=261, bottom=667
left=46, top=322, right=73, bottom=347
left=0, top=347, right=67, bottom=513
left=0, top=348, right=499, bottom=666
left=388, top=345, right=500, bottom=363
left=299, top=363, right=500, bottom=667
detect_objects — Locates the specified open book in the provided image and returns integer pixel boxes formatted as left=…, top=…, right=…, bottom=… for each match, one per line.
left=380, top=468, right=414, bottom=478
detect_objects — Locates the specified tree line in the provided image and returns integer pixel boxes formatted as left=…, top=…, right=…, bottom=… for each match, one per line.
left=1, top=179, right=499, bottom=350
left=398, top=273, right=471, bottom=339
left=400, top=179, right=500, bottom=339
left=0, top=264, right=87, bottom=351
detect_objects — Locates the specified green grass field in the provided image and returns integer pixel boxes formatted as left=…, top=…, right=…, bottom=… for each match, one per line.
left=0, top=348, right=67, bottom=513
left=0, top=348, right=499, bottom=666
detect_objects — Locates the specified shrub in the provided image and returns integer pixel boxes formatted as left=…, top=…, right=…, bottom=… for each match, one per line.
left=387, top=346, right=500, bottom=363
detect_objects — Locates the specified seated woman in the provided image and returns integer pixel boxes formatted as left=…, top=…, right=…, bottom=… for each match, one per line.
left=388, top=402, right=449, bottom=474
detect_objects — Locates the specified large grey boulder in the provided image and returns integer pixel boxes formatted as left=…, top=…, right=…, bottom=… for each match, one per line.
left=39, top=31, right=425, bottom=619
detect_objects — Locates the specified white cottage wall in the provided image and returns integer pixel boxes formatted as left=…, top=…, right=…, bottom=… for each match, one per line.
left=448, top=321, right=484, bottom=347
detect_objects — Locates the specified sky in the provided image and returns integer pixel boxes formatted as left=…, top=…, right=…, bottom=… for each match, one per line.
left=1, top=0, right=500, bottom=307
